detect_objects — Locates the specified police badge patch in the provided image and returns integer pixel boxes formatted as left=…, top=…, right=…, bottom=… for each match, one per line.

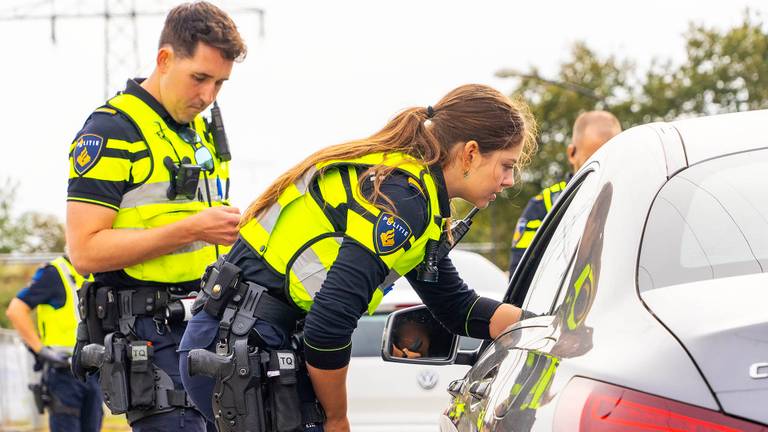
left=73, top=133, right=104, bottom=175
left=374, top=213, right=412, bottom=255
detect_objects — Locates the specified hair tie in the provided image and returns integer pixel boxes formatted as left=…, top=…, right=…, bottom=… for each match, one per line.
left=426, top=105, right=435, bottom=118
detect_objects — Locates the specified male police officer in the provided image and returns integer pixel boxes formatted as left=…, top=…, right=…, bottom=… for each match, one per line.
left=507, top=111, right=621, bottom=276
left=6, top=256, right=103, bottom=432
left=66, top=2, right=246, bottom=430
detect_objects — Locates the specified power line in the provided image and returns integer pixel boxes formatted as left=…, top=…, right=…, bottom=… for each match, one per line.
left=0, top=0, right=265, bottom=99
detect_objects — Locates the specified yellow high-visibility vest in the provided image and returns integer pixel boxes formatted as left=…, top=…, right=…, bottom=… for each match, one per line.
left=240, top=152, right=446, bottom=314
left=94, top=93, right=231, bottom=283
left=36, top=257, right=87, bottom=350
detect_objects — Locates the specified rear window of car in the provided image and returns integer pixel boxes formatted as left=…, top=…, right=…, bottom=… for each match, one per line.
left=351, top=313, right=482, bottom=357
left=638, top=148, right=768, bottom=292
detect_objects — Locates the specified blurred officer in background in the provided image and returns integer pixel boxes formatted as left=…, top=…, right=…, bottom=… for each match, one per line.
left=507, top=111, right=621, bottom=277
left=65, top=2, right=246, bottom=430
left=6, top=255, right=103, bottom=432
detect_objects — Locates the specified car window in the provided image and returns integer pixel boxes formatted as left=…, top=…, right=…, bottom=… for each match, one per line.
left=638, top=149, right=768, bottom=291
left=522, top=173, right=599, bottom=315
left=351, top=314, right=482, bottom=357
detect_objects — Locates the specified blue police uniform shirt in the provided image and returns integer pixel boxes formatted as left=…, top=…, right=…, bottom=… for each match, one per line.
left=17, top=264, right=66, bottom=310
left=181, top=166, right=503, bottom=370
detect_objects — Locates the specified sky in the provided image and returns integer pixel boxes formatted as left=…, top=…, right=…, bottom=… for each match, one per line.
left=1, top=0, right=766, bottom=220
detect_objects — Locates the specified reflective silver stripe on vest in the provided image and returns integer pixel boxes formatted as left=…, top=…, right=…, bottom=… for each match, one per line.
left=377, top=269, right=402, bottom=292
left=120, top=178, right=220, bottom=208
left=257, top=168, right=317, bottom=233
left=292, top=236, right=343, bottom=298
left=258, top=204, right=282, bottom=234
left=171, top=240, right=211, bottom=255
left=295, top=167, right=316, bottom=194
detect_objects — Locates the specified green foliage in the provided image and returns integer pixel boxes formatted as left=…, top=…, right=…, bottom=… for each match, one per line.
left=464, top=10, right=768, bottom=269
left=0, top=178, right=65, bottom=254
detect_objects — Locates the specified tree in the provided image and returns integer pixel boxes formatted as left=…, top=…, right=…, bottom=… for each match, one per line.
left=0, top=178, right=65, bottom=253
left=0, top=179, right=26, bottom=253
left=464, top=10, right=768, bottom=269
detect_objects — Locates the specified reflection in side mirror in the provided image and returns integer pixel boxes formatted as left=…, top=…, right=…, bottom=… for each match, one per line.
left=381, top=305, right=459, bottom=365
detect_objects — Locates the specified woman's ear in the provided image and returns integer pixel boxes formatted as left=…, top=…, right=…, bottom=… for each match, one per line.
left=463, top=140, right=479, bottom=169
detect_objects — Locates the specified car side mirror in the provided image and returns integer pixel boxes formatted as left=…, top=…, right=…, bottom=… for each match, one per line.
left=381, top=305, right=459, bottom=365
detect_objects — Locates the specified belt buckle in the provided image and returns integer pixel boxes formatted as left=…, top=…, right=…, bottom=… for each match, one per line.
left=215, top=341, right=229, bottom=356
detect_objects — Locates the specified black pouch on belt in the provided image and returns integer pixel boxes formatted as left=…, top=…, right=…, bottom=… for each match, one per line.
left=267, top=350, right=302, bottom=432
left=78, top=282, right=105, bottom=344
left=128, top=341, right=155, bottom=409
left=95, top=285, right=119, bottom=333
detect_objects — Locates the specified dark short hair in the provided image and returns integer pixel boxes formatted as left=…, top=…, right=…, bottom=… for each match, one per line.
left=159, top=1, right=247, bottom=61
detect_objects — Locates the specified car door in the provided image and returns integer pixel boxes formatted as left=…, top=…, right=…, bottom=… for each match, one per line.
left=445, top=165, right=604, bottom=432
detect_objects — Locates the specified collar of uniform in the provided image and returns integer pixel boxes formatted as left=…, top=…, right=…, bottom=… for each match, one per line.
left=124, top=78, right=187, bottom=131
left=428, top=165, right=452, bottom=218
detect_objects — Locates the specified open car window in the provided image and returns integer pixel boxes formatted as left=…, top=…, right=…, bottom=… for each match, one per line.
left=506, top=166, right=600, bottom=315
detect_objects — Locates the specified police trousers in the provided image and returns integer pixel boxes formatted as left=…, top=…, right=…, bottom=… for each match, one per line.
left=46, top=367, right=103, bottom=432
left=129, top=316, right=209, bottom=432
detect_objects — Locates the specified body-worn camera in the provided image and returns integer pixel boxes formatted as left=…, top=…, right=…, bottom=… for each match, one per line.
left=164, top=156, right=201, bottom=200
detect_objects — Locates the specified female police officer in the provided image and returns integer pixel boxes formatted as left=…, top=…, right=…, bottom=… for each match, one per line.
left=179, top=84, right=538, bottom=432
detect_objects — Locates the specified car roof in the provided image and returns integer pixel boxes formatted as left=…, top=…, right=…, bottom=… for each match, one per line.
left=671, top=109, right=768, bottom=165
left=376, top=249, right=508, bottom=312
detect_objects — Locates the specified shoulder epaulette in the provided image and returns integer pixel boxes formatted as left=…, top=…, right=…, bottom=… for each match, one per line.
left=93, top=106, right=117, bottom=115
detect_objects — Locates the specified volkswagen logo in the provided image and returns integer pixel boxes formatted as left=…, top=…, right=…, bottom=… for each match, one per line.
left=417, top=369, right=439, bottom=390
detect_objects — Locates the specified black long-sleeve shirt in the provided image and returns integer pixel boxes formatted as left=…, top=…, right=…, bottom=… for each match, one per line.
left=228, top=166, right=502, bottom=369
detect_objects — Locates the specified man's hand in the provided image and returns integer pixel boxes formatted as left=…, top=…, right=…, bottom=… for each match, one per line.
left=391, top=344, right=423, bottom=359
left=190, top=206, right=241, bottom=245
left=324, top=416, right=350, bottom=432
left=37, top=346, right=71, bottom=368
left=67, top=201, right=241, bottom=274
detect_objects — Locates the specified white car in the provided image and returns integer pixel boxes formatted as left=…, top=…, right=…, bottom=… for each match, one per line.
left=347, top=249, right=508, bottom=431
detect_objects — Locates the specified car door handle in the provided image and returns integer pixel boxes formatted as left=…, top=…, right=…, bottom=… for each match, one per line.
left=468, top=380, right=491, bottom=400
left=447, top=378, right=465, bottom=397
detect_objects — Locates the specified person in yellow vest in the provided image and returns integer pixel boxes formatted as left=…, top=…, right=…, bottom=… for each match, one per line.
left=179, top=84, right=540, bottom=432
left=507, top=111, right=621, bottom=278
left=6, top=256, right=103, bottom=432
left=65, top=2, right=246, bottom=430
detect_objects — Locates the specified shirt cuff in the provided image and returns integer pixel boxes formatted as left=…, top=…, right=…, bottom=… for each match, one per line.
left=303, top=337, right=352, bottom=370
left=464, top=296, right=503, bottom=339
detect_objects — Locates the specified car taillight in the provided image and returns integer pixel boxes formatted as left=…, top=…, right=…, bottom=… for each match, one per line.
left=554, top=377, right=768, bottom=432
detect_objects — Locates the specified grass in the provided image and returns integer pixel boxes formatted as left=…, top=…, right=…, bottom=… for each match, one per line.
left=0, top=410, right=131, bottom=431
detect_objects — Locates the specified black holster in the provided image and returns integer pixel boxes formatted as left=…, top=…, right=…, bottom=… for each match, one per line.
left=98, top=332, right=132, bottom=414
left=28, top=382, right=48, bottom=415
left=190, top=337, right=268, bottom=432
left=188, top=340, right=309, bottom=432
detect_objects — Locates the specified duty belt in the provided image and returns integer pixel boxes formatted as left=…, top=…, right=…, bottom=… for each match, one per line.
left=114, top=285, right=197, bottom=335
left=201, top=259, right=302, bottom=347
